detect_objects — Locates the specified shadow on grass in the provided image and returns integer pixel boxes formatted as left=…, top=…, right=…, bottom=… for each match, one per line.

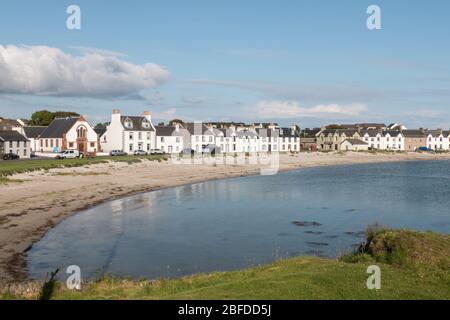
left=39, top=269, right=59, bottom=300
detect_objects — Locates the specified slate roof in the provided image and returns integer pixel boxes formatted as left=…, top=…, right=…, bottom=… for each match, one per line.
left=23, top=126, right=47, bottom=139
left=94, top=128, right=107, bottom=137
left=360, top=129, right=381, bottom=137
left=383, top=130, right=403, bottom=137
left=402, top=129, right=427, bottom=138
left=183, top=123, right=214, bottom=135
left=300, top=128, right=321, bottom=138
left=341, top=138, right=368, bottom=145
left=0, top=130, right=28, bottom=142
left=39, top=118, right=79, bottom=138
left=121, top=116, right=154, bottom=131
left=155, top=126, right=175, bottom=136
left=280, top=128, right=299, bottom=138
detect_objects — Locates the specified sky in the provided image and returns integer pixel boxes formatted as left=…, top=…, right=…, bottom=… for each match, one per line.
left=1, top=0, right=450, bottom=128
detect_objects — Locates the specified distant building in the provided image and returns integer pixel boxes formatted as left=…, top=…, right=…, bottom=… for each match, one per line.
left=184, top=122, right=215, bottom=153
left=317, top=129, right=361, bottom=151
left=101, top=109, right=156, bottom=154
left=340, top=138, right=369, bottom=151
left=402, top=129, right=428, bottom=151
left=300, top=128, right=321, bottom=151
left=426, top=129, right=450, bottom=151
left=0, top=130, right=30, bottom=158
left=38, top=116, right=98, bottom=154
left=155, top=125, right=190, bottom=153
left=360, top=129, right=404, bottom=150
left=23, top=126, right=46, bottom=153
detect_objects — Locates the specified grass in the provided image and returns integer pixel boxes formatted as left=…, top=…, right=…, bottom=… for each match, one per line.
left=0, top=176, right=24, bottom=184
left=2, top=229, right=449, bottom=300
left=0, top=155, right=168, bottom=177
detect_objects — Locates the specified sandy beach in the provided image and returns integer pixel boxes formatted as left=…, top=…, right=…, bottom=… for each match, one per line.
left=1, top=151, right=450, bottom=283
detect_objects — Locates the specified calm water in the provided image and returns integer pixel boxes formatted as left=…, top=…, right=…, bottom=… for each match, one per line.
left=27, top=161, right=450, bottom=280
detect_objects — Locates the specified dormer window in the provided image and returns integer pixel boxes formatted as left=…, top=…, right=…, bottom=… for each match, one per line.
left=142, top=120, right=150, bottom=129
left=124, top=118, right=133, bottom=129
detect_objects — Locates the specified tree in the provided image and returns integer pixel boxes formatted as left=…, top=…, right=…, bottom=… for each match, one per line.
left=169, top=119, right=184, bottom=126
left=29, top=110, right=54, bottom=126
left=28, top=110, right=80, bottom=126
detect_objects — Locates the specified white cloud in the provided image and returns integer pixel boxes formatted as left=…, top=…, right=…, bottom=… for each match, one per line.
left=153, top=108, right=178, bottom=120
left=0, top=45, right=170, bottom=98
left=256, top=100, right=368, bottom=119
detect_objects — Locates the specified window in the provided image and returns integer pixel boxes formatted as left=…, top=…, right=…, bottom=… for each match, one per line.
left=90, top=142, right=95, bottom=147
left=209, top=136, right=213, bottom=142
left=69, top=142, right=74, bottom=148
left=24, top=149, right=27, bottom=156
left=129, top=144, right=133, bottom=152
left=147, top=144, right=151, bottom=151
left=196, top=136, right=199, bottom=142
left=129, top=132, right=134, bottom=140
left=138, top=132, right=142, bottom=140
left=9, top=141, right=13, bottom=148
left=77, top=126, right=87, bottom=138
left=45, top=139, right=48, bottom=147
left=161, top=137, right=165, bottom=143
left=176, top=137, right=180, bottom=143
left=147, top=132, right=151, bottom=140
left=125, top=119, right=133, bottom=129
left=56, top=139, right=59, bottom=147
left=24, top=141, right=27, bottom=147
left=50, top=139, right=54, bottom=148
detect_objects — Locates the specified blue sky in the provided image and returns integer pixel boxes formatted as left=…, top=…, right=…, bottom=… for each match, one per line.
left=1, top=0, right=450, bottom=128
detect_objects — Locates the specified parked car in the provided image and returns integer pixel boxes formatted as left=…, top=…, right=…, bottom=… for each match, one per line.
left=110, top=150, right=127, bottom=156
left=133, top=150, right=147, bottom=156
left=56, top=150, right=83, bottom=159
left=150, top=149, right=165, bottom=155
left=181, top=148, right=196, bottom=156
left=2, top=153, right=20, bottom=160
left=417, top=147, right=433, bottom=152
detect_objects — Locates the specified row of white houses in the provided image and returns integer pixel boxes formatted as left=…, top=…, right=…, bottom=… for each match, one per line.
left=2, top=111, right=450, bottom=158
left=99, top=109, right=301, bottom=154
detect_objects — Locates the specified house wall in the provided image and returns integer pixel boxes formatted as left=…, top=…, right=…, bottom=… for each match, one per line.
left=39, top=138, right=63, bottom=152
left=404, top=137, right=427, bottom=151
left=65, top=120, right=99, bottom=153
left=426, top=134, right=450, bottom=150
left=156, top=135, right=183, bottom=153
left=340, top=141, right=369, bottom=151
left=1, top=140, right=30, bottom=158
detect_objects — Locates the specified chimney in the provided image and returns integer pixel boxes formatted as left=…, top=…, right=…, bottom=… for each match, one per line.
left=143, top=111, right=152, bottom=123
left=175, top=123, right=180, bottom=132
left=112, top=109, right=121, bottom=123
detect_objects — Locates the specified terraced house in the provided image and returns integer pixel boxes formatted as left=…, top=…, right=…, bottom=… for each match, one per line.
left=402, top=129, right=428, bottom=151
left=361, top=129, right=405, bottom=150
left=0, top=130, right=30, bottom=158
left=155, top=125, right=190, bottom=153
left=101, top=109, right=156, bottom=154
left=426, top=130, right=450, bottom=151
left=317, top=129, right=362, bottom=151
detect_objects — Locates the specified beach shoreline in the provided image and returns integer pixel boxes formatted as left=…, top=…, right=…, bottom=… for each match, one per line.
left=1, top=151, right=450, bottom=284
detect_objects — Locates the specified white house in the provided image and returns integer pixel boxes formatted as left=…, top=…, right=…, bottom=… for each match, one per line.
left=38, top=116, right=99, bottom=154
left=361, top=130, right=404, bottom=150
left=23, top=126, right=46, bottom=154
left=340, top=138, right=369, bottom=151
left=184, top=122, right=215, bottom=152
left=0, top=130, right=30, bottom=158
left=155, top=125, right=190, bottom=153
left=426, top=130, right=450, bottom=151
left=101, top=109, right=156, bottom=154
left=256, top=128, right=279, bottom=152
left=279, top=127, right=300, bottom=152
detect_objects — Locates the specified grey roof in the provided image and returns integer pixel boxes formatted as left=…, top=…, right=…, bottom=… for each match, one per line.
left=155, top=126, right=175, bottom=136
left=320, top=128, right=359, bottom=137
left=443, top=130, right=450, bottom=137
left=183, top=122, right=214, bottom=135
left=256, top=128, right=279, bottom=138
left=23, top=126, right=47, bottom=139
left=383, top=130, right=402, bottom=137
left=341, top=138, right=368, bottom=146
left=402, top=129, right=427, bottom=138
left=94, top=128, right=107, bottom=137
left=425, top=129, right=444, bottom=136
left=39, top=118, right=79, bottom=138
left=280, top=128, right=299, bottom=138
left=236, top=130, right=258, bottom=138
left=0, top=130, right=28, bottom=142
left=301, top=128, right=321, bottom=138
left=360, top=129, right=381, bottom=137
left=121, top=116, right=154, bottom=131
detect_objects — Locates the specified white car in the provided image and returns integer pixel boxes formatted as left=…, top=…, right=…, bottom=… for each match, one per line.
left=149, top=149, right=165, bottom=155
left=56, top=150, right=83, bottom=159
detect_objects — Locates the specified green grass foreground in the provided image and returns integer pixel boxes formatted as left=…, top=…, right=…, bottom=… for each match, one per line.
left=3, top=228, right=449, bottom=300
left=0, top=155, right=168, bottom=177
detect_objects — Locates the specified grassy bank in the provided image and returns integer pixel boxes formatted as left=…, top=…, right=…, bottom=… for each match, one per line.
left=2, top=229, right=449, bottom=300
left=0, top=155, right=167, bottom=177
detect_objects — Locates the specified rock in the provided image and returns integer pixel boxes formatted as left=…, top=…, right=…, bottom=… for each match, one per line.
left=292, top=221, right=322, bottom=227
